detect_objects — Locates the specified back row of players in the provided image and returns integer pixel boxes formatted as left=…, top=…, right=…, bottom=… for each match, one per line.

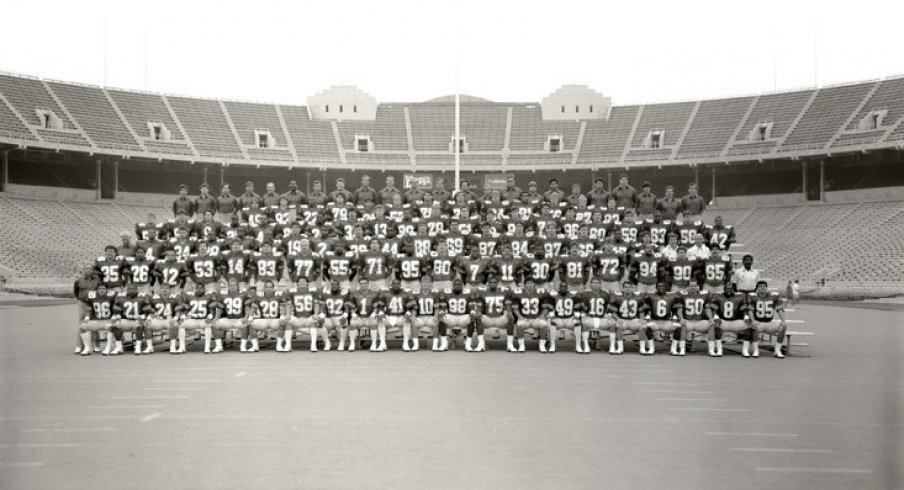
left=78, top=192, right=787, bottom=358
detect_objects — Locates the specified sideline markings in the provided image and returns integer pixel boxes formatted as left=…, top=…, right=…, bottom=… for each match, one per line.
left=756, top=467, right=871, bottom=474
left=706, top=432, right=798, bottom=437
left=140, top=413, right=162, bottom=423
left=113, top=396, right=187, bottom=400
left=86, top=405, right=165, bottom=409
left=654, top=398, right=727, bottom=402
left=235, top=372, right=247, bottom=377
left=731, top=447, right=833, bottom=453
left=671, top=408, right=749, bottom=412
left=0, top=443, right=83, bottom=448
left=633, top=382, right=699, bottom=386
left=23, top=428, right=115, bottom=433
left=0, top=462, right=45, bottom=467
left=642, top=390, right=713, bottom=394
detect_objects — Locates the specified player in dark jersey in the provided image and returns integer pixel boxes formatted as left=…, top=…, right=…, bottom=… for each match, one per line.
left=144, top=282, right=182, bottom=354
left=378, top=278, right=411, bottom=351
left=746, top=281, right=788, bottom=358
left=111, top=283, right=150, bottom=355
left=548, top=280, right=580, bottom=353
left=154, top=248, right=188, bottom=290
left=177, top=282, right=220, bottom=354
left=124, top=247, right=155, bottom=293
left=436, top=278, right=478, bottom=351
left=490, top=244, right=523, bottom=289
left=220, top=239, right=251, bottom=288
left=348, top=277, right=381, bottom=352
left=427, top=241, right=458, bottom=292
left=665, top=247, right=699, bottom=293
left=458, top=245, right=491, bottom=286
left=677, top=282, right=714, bottom=356
left=702, top=249, right=733, bottom=292
left=594, top=243, right=626, bottom=292
left=578, top=277, right=617, bottom=354
left=512, top=279, right=552, bottom=353
left=705, top=216, right=737, bottom=251
left=359, top=239, right=391, bottom=292
left=320, top=280, right=351, bottom=350
left=78, top=285, right=117, bottom=356
left=248, top=280, right=287, bottom=352
left=608, top=281, right=646, bottom=355
left=476, top=276, right=513, bottom=353
left=708, top=282, right=749, bottom=357
left=186, top=242, right=220, bottom=293
left=214, top=278, right=253, bottom=353
left=412, top=275, right=440, bottom=351
left=643, top=282, right=683, bottom=356
left=285, top=277, right=326, bottom=352
left=629, top=244, right=664, bottom=294
left=95, top=245, right=128, bottom=291
left=394, top=245, right=426, bottom=291
left=250, top=242, right=285, bottom=288
left=558, top=244, right=591, bottom=290
left=136, top=213, right=165, bottom=241
left=523, top=243, right=556, bottom=290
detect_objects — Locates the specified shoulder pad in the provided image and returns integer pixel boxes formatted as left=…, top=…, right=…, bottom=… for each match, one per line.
left=273, top=251, right=284, bottom=257
left=513, top=288, right=523, bottom=294
left=256, top=292, right=264, bottom=297
left=443, top=289, right=452, bottom=294
left=96, top=256, right=105, bottom=261
left=87, top=291, right=97, bottom=299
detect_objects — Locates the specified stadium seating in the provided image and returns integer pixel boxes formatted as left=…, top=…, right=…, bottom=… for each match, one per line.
left=782, top=81, right=876, bottom=150
left=0, top=94, right=36, bottom=141
left=278, top=105, right=341, bottom=162
left=336, top=105, right=409, bottom=151
left=832, top=76, right=904, bottom=148
left=578, top=105, right=639, bottom=163
left=625, top=101, right=696, bottom=160
left=46, top=81, right=142, bottom=152
left=107, top=89, right=195, bottom=156
left=509, top=105, right=581, bottom=152
left=727, top=89, right=814, bottom=156
left=675, top=97, right=754, bottom=159
left=166, top=96, right=244, bottom=160
left=223, top=101, right=293, bottom=163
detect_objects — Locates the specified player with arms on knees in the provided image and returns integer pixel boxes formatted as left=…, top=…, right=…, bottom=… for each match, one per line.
left=144, top=282, right=182, bottom=354
left=348, top=277, right=380, bottom=352
left=409, top=275, right=440, bottom=351
left=548, top=281, right=580, bottom=353
left=436, top=278, right=477, bottom=351
left=110, top=283, right=150, bottom=355
left=523, top=243, right=556, bottom=291
left=476, top=275, right=514, bottom=353
left=285, top=277, right=325, bottom=352
left=707, top=282, right=749, bottom=357
left=378, top=278, right=410, bottom=351
left=320, top=280, right=352, bottom=350
left=579, top=277, right=617, bottom=354
left=512, top=278, right=552, bottom=353
left=608, top=281, right=646, bottom=355
left=644, top=282, right=684, bottom=356
left=220, top=239, right=251, bottom=289
left=176, top=282, right=220, bottom=354
left=677, top=281, right=714, bottom=356
left=78, top=284, right=117, bottom=356
left=247, top=280, right=287, bottom=352
left=745, top=281, right=788, bottom=358
left=214, top=279, right=253, bottom=353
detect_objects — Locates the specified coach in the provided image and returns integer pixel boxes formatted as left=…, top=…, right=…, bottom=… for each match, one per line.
left=194, top=183, right=218, bottom=216
left=731, top=254, right=761, bottom=293
left=656, top=185, right=681, bottom=220
left=502, top=176, right=522, bottom=202
left=680, top=182, right=706, bottom=218
left=282, top=180, right=306, bottom=206
left=635, top=182, right=658, bottom=220
left=239, top=181, right=263, bottom=209
left=586, top=179, right=610, bottom=207
left=611, top=173, right=637, bottom=210
left=172, top=184, right=195, bottom=217
left=353, top=175, right=378, bottom=206
left=216, top=184, right=240, bottom=221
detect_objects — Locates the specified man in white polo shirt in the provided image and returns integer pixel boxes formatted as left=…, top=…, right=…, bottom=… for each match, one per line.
left=731, top=255, right=760, bottom=294
left=687, top=234, right=712, bottom=261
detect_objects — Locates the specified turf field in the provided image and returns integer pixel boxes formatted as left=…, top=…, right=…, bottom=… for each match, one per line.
left=1, top=302, right=901, bottom=490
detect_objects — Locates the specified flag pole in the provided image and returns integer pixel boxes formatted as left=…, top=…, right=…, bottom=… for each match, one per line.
left=454, top=63, right=460, bottom=192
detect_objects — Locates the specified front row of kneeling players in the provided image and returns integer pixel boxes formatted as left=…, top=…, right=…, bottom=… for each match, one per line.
left=78, top=274, right=788, bottom=358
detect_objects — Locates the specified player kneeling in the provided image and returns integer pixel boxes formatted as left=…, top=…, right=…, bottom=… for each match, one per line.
left=286, top=278, right=325, bottom=352
left=248, top=281, right=287, bottom=352
left=144, top=283, right=182, bottom=354
left=708, top=282, right=748, bottom=357
left=177, top=282, right=220, bottom=353
left=213, top=279, right=252, bottom=353
left=78, top=285, right=117, bottom=356
left=745, top=281, right=788, bottom=358
left=437, top=278, right=477, bottom=351
left=512, top=279, right=552, bottom=352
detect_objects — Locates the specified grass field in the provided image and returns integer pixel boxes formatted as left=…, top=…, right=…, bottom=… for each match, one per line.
left=1, top=302, right=901, bottom=490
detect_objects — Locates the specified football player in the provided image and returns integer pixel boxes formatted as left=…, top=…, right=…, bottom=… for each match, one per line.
left=78, top=284, right=117, bottom=356
left=248, top=280, right=287, bottom=352
left=512, top=278, right=552, bottom=353
left=285, top=277, right=326, bottom=352
left=215, top=278, right=253, bottom=353
left=745, top=281, right=788, bottom=358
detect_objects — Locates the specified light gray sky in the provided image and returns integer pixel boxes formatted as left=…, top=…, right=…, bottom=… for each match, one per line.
left=1, top=0, right=902, bottom=106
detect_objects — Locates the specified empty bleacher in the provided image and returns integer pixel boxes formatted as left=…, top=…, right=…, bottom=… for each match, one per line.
left=46, top=81, right=141, bottom=152
left=727, top=89, right=814, bottom=155
left=336, top=105, right=409, bottom=152
left=676, top=97, right=754, bottom=159
left=279, top=105, right=340, bottom=162
left=509, top=106, right=581, bottom=152
left=782, top=81, right=876, bottom=150
left=577, top=105, right=638, bottom=164
left=625, top=101, right=695, bottom=160
left=107, top=89, right=194, bottom=156
left=832, top=76, right=904, bottom=148
left=0, top=96, right=36, bottom=141
left=166, top=96, right=243, bottom=160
